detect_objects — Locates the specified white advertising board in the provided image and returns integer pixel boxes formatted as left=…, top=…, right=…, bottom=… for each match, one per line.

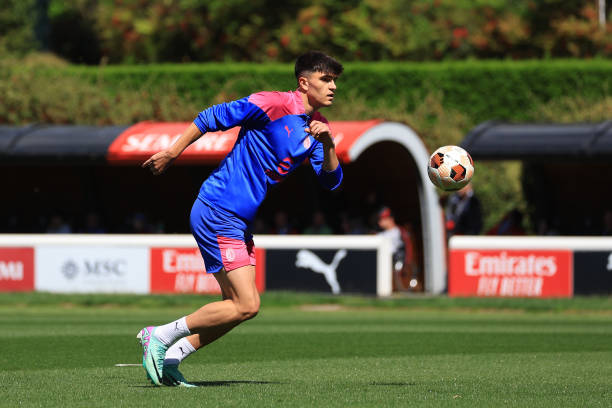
left=35, top=246, right=149, bottom=293
left=0, top=234, right=392, bottom=296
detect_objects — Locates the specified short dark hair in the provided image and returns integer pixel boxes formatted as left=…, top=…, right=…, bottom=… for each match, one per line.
left=294, top=51, right=343, bottom=80
left=378, top=206, right=394, bottom=220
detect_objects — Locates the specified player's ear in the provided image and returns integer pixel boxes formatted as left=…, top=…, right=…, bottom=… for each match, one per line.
left=298, top=75, right=309, bottom=92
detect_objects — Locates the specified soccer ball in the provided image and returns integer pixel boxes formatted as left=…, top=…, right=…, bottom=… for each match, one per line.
left=427, top=145, right=474, bottom=191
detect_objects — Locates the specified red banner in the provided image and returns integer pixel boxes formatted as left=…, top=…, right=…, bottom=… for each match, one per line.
left=449, top=249, right=573, bottom=297
left=0, top=248, right=34, bottom=292
left=150, top=247, right=266, bottom=294
left=107, top=120, right=380, bottom=165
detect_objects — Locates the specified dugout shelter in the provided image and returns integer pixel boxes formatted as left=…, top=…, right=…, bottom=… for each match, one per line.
left=462, top=120, right=612, bottom=235
left=0, top=121, right=446, bottom=294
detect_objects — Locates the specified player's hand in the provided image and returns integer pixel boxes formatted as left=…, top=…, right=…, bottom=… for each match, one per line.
left=306, top=120, right=334, bottom=148
left=142, top=150, right=175, bottom=175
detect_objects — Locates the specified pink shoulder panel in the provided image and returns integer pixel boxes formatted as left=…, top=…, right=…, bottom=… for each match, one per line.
left=248, top=91, right=304, bottom=122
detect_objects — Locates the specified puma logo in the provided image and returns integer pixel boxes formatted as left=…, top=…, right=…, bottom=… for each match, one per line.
left=285, top=125, right=293, bottom=138
left=179, top=346, right=188, bottom=356
left=175, top=322, right=180, bottom=331
left=295, top=249, right=347, bottom=294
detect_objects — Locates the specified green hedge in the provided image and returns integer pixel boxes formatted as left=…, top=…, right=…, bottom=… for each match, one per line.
left=51, top=59, right=612, bottom=124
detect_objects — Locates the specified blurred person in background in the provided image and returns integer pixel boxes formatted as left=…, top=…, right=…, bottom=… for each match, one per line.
left=303, top=210, right=333, bottom=234
left=536, top=218, right=560, bottom=236
left=46, top=212, right=72, bottom=234
left=339, top=211, right=367, bottom=235
left=377, top=207, right=421, bottom=291
left=126, top=212, right=151, bottom=234
left=270, top=210, right=296, bottom=234
left=377, top=207, right=404, bottom=260
left=444, top=183, right=483, bottom=238
left=250, top=217, right=268, bottom=235
left=137, top=51, right=344, bottom=387
left=81, top=211, right=106, bottom=234
left=487, top=208, right=526, bottom=235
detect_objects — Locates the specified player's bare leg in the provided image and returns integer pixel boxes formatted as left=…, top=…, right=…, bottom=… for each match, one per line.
left=140, top=265, right=259, bottom=386
left=185, top=264, right=260, bottom=349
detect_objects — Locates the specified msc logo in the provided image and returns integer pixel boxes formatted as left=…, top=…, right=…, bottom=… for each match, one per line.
left=61, top=260, right=79, bottom=280
left=61, top=259, right=127, bottom=280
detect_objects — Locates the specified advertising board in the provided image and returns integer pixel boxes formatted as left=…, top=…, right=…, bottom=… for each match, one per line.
left=150, top=247, right=266, bottom=294
left=573, top=251, right=612, bottom=294
left=35, top=246, right=149, bottom=293
left=0, top=247, right=34, bottom=292
left=449, top=249, right=573, bottom=297
left=265, top=248, right=377, bottom=294
left=0, top=234, right=390, bottom=295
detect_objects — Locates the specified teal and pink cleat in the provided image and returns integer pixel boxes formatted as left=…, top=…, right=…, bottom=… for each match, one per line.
left=163, top=364, right=197, bottom=387
left=137, top=326, right=168, bottom=386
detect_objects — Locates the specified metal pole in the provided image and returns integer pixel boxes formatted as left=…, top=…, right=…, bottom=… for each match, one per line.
left=600, top=0, right=606, bottom=28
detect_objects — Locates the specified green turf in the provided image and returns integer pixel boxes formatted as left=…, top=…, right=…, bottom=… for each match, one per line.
left=0, top=295, right=610, bottom=407
left=1, top=291, right=611, bottom=312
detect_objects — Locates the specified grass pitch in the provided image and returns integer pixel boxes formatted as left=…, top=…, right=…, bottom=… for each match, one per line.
left=0, top=294, right=610, bottom=407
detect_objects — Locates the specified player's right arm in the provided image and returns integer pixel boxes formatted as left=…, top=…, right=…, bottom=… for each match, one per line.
left=142, top=122, right=202, bottom=175
left=142, top=97, right=268, bottom=175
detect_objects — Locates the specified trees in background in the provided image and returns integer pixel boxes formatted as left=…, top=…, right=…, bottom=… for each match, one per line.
left=2, top=0, right=610, bottom=64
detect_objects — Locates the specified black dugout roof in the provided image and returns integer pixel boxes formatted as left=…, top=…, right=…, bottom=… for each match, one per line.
left=461, top=120, right=612, bottom=160
left=2, top=121, right=612, bottom=164
left=0, top=124, right=129, bottom=164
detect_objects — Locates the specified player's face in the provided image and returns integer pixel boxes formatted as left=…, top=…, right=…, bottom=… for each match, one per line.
left=304, top=72, right=338, bottom=109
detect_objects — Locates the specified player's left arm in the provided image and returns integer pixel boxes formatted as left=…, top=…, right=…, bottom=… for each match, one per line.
left=306, top=120, right=339, bottom=172
left=307, top=119, right=343, bottom=190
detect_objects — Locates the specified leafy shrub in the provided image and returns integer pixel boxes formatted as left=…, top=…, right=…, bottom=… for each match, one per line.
left=4, top=0, right=611, bottom=63
left=0, top=0, right=37, bottom=55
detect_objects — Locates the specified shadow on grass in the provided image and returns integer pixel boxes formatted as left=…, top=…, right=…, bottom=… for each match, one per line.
left=131, top=380, right=284, bottom=388
left=370, top=382, right=417, bottom=386
left=192, top=380, right=284, bottom=387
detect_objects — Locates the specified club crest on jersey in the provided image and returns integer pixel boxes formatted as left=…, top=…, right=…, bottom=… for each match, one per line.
left=303, top=137, right=311, bottom=149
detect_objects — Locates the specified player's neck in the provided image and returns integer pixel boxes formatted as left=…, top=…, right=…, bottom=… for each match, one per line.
left=299, top=91, right=318, bottom=116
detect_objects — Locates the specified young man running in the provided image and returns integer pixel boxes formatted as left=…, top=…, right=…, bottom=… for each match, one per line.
left=138, top=51, right=344, bottom=386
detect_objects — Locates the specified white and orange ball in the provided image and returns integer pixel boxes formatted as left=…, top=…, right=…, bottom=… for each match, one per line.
left=427, top=145, right=474, bottom=191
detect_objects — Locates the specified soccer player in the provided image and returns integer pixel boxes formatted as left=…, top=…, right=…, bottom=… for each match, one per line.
left=138, top=51, right=344, bottom=386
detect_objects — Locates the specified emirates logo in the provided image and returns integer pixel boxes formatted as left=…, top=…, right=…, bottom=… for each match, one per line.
left=225, top=248, right=235, bottom=262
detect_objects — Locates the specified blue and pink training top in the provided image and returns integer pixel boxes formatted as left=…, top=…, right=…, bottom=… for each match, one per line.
left=193, top=89, right=343, bottom=223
